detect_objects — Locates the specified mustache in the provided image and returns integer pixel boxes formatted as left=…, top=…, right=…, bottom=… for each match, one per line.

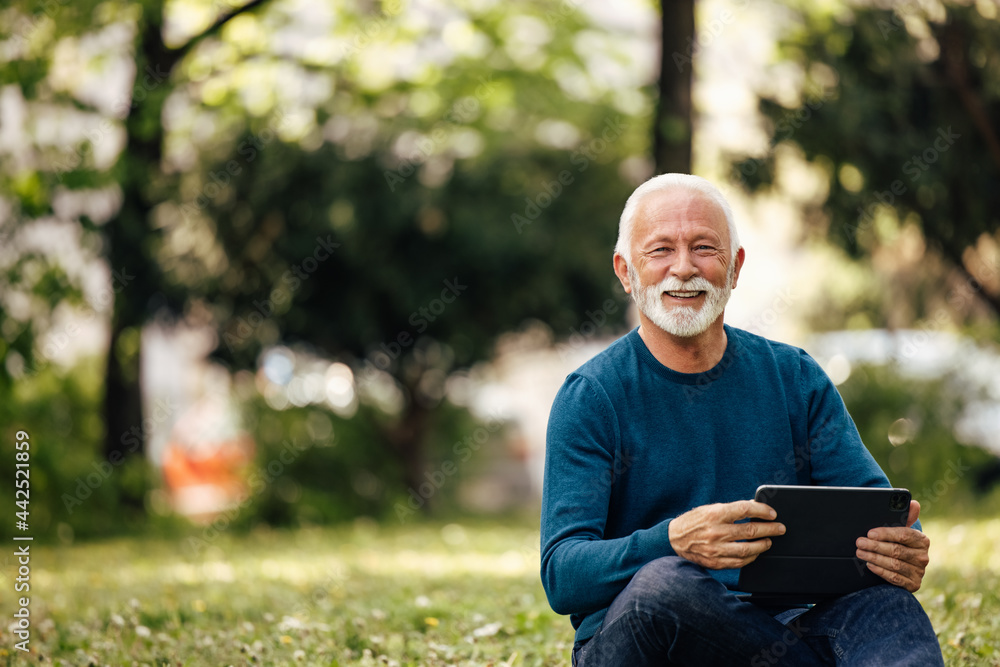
left=652, top=275, right=717, bottom=293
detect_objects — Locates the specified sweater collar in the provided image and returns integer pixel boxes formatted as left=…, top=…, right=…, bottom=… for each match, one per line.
left=627, top=324, right=740, bottom=385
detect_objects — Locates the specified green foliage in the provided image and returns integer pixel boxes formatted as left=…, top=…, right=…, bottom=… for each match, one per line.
left=0, top=0, right=129, bottom=380
left=1, top=0, right=645, bottom=514
left=4, top=0, right=644, bottom=379
left=0, top=351, right=508, bottom=543
left=240, top=399, right=401, bottom=526
left=839, top=363, right=1000, bottom=518
left=162, top=0, right=642, bottom=377
left=232, top=393, right=496, bottom=527
left=0, top=358, right=158, bottom=543
left=729, top=0, right=1000, bottom=320
left=186, top=142, right=633, bottom=375
left=156, top=0, right=643, bottom=508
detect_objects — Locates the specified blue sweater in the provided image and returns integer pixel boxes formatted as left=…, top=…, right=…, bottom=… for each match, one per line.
left=540, top=325, right=896, bottom=642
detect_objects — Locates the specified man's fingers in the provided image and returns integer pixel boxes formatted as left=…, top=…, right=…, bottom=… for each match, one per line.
left=721, top=500, right=777, bottom=522
left=856, top=547, right=913, bottom=576
left=906, top=500, right=921, bottom=528
left=733, top=537, right=773, bottom=557
left=863, top=560, right=920, bottom=592
left=695, top=540, right=772, bottom=570
left=864, top=526, right=929, bottom=549
left=674, top=501, right=788, bottom=571
left=856, top=537, right=929, bottom=568
left=859, top=550, right=923, bottom=592
left=740, top=520, right=785, bottom=540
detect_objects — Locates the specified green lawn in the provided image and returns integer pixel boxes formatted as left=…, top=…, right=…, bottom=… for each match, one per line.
left=1, top=517, right=998, bottom=666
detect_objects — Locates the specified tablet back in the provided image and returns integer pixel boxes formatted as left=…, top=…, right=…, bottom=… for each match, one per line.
left=737, top=485, right=910, bottom=601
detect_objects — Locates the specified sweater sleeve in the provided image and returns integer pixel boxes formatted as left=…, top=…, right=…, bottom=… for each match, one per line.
left=539, top=374, right=675, bottom=617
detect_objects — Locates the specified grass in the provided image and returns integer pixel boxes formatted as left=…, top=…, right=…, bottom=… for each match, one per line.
left=0, top=516, right=997, bottom=666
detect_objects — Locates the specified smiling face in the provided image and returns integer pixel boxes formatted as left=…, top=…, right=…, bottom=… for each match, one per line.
left=615, top=187, right=744, bottom=338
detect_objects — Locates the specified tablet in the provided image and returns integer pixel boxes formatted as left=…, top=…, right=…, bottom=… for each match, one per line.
left=736, top=485, right=911, bottom=603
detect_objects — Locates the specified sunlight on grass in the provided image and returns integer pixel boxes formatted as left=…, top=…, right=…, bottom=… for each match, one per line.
left=4, top=521, right=570, bottom=666
left=918, top=518, right=1000, bottom=666
left=1, top=517, right=997, bottom=665
left=924, top=517, right=1000, bottom=573
left=355, top=549, right=535, bottom=578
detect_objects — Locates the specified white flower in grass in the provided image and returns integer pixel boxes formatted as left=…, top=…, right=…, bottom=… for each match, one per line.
left=472, top=622, right=502, bottom=638
left=414, top=595, right=431, bottom=608
left=110, top=614, right=125, bottom=627
left=135, top=625, right=151, bottom=638
left=278, top=615, right=305, bottom=631
left=293, top=649, right=306, bottom=661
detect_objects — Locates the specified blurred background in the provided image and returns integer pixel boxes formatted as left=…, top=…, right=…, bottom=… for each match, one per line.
left=1, top=0, right=1000, bottom=546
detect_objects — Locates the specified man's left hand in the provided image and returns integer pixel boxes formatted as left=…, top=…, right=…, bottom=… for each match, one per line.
left=855, top=500, right=929, bottom=592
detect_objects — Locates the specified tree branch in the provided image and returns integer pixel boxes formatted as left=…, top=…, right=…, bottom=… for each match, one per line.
left=170, top=0, right=272, bottom=65
left=937, top=20, right=1000, bottom=172
left=937, top=238, right=1000, bottom=318
left=957, top=259, right=1000, bottom=316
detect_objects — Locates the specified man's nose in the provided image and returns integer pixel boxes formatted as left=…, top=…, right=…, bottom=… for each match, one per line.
left=671, top=249, right=697, bottom=282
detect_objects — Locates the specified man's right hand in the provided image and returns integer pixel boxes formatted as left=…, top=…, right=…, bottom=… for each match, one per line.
left=668, top=500, right=786, bottom=570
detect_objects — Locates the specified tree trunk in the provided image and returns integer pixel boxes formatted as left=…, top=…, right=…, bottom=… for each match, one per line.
left=384, top=399, right=432, bottom=506
left=102, top=15, right=167, bottom=463
left=654, top=0, right=695, bottom=174
left=102, top=1, right=272, bottom=463
left=103, top=314, right=145, bottom=464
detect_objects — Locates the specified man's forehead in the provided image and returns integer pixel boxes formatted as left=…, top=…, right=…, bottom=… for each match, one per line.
left=634, top=189, right=728, bottom=238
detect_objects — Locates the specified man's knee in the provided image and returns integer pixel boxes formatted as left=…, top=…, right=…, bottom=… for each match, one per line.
left=846, top=583, right=923, bottom=614
left=627, top=557, right=719, bottom=614
left=825, top=584, right=943, bottom=664
left=634, top=556, right=703, bottom=585
left=824, top=583, right=935, bottom=636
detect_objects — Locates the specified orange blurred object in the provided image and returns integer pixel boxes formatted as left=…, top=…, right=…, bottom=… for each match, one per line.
left=159, top=393, right=256, bottom=519
left=161, top=435, right=255, bottom=519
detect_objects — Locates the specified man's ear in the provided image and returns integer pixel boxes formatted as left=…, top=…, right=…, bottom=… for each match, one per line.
left=731, top=247, right=746, bottom=289
left=613, top=254, right=633, bottom=294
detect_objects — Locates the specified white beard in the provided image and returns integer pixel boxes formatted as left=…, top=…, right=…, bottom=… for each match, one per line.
left=629, top=262, right=735, bottom=338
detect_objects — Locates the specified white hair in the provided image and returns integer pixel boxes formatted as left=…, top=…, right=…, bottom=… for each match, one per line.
left=614, top=173, right=741, bottom=264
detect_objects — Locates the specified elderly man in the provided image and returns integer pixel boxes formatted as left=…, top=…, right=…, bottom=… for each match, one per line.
left=540, top=174, right=943, bottom=666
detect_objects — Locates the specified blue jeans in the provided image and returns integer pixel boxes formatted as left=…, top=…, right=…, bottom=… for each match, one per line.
left=572, top=557, right=943, bottom=666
